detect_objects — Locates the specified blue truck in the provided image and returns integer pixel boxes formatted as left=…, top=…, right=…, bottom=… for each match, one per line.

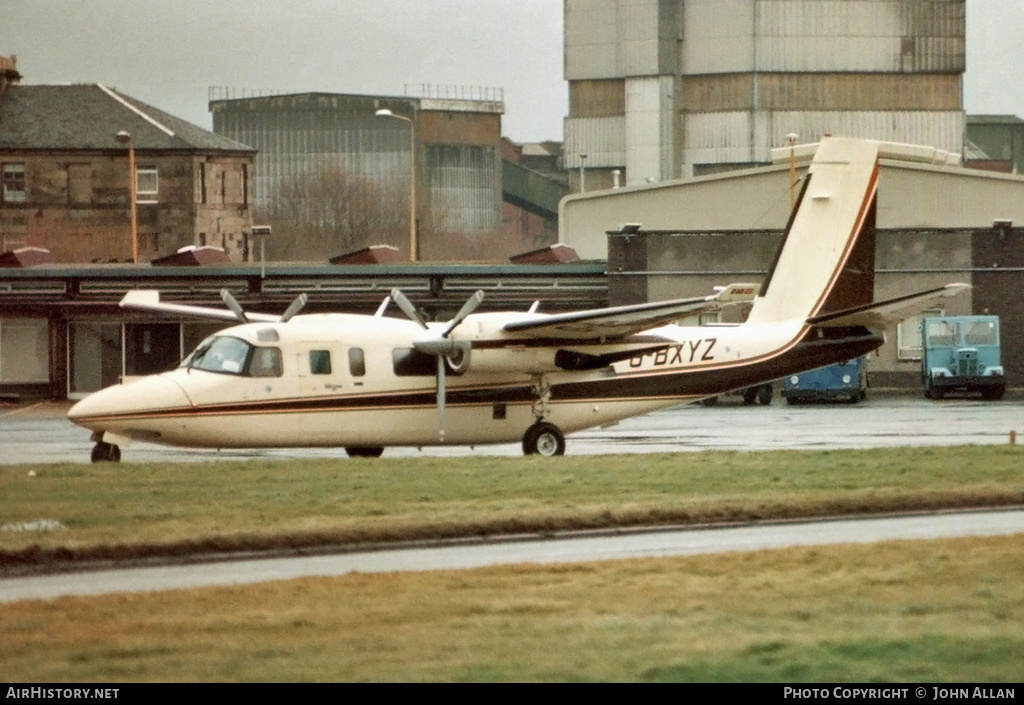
left=782, top=357, right=868, bottom=404
left=921, top=315, right=1004, bottom=400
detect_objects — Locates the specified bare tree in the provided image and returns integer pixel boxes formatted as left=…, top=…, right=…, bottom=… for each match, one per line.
left=257, top=168, right=408, bottom=261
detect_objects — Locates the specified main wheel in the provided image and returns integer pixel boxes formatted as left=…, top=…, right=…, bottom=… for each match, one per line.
left=90, top=442, right=121, bottom=463
left=522, top=422, right=566, bottom=457
left=345, top=447, right=384, bottom=458
left=756, top=384, right=774, bottom=406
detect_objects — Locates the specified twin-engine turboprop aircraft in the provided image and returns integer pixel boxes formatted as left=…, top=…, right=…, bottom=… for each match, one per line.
left=68, top=137, right=967, bottom=461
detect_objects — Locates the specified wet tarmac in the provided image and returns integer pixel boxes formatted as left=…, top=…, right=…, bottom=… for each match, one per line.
left=2, top=391, right=1022, bottom=465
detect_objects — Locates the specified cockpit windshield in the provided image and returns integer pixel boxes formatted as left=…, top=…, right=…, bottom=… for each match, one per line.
left=180, top=335, right=282, bottom=377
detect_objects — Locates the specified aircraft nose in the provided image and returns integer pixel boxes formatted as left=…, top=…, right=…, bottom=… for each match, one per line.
left=68, top=375, right=192, bottom=428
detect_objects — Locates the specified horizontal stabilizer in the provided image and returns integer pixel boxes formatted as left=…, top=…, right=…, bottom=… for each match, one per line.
left=806, top=283, right=970, bottom=329
left=120, top=290, right=280, bottom=323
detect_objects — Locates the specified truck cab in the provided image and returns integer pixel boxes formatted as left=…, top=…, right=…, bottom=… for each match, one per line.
left=921, top=315, right=1004, bottom=400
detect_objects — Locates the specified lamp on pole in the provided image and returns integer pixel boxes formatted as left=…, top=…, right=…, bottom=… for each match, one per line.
left=115, top=130, right=138, bottom=263
left=375, top=109, right=417, bottom=262
left=787, top=132, right=799, bottom=211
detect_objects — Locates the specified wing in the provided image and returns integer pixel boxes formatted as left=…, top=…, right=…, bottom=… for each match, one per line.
left=120, top=290, right=281, bottom=323
left=806, top=283, right=970, bottom=329
left=502, top=282, right=758, bottom=340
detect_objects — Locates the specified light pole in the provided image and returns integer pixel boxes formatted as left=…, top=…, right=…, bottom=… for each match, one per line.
left=375, top=109, right=417, bottom=262
left=787, top=132, right=799, bottom=211
left=115, top=130, right=138, bottom=263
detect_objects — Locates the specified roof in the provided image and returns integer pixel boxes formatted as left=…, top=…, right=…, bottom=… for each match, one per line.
left=0, top=83, right=255, bottom=153
left=966, top=114, right=1024, bottom=126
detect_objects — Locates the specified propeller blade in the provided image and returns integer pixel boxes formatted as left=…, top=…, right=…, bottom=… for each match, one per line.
left=220, top=289, right=249, bottom=324
left=279, top=293, right=308, bottom=323
left=442, top=290, right=484, bottom=337
left=436, top=354, right=446, bottom=441
left=390, top=288, right=429, bottom=329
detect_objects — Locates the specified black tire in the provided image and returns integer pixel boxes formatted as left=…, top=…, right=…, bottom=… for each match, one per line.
left=345, top=447, right=384, bottom=458
left=756, top=384, right=773, bottom=406
left=90, top=442, right=121, bottom=463
left=742, top=387, right=758, bottom=405
left=700, top=396, right=719, bottom=407
left=522, top=422, right=565, bottom=457
left=982, top=385, right=1005, bottom=401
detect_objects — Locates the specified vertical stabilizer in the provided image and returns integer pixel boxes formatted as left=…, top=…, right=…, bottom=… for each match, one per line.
left=747, top=137, right=879, bottom=325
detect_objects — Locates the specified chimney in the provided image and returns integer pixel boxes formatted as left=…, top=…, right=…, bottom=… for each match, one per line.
left=0, top=55, right=22, bottom=96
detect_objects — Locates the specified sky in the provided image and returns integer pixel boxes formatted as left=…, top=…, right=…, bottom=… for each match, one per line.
left=1, top=0, right=1022, bottom=143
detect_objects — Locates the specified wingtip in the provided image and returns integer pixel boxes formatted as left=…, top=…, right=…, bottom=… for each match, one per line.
left=119, top=289, right=159, bottom=308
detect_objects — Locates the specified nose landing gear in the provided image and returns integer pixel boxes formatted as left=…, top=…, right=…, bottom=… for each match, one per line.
left=90, top=441, right=121, bottom=463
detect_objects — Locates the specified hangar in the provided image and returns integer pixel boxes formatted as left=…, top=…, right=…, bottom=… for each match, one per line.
left=560, top=139, right=1024, bottom=387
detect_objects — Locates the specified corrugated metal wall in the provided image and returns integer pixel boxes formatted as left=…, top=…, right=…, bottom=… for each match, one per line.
left=214, top=101, right=411, bottom=208
left=564, top=116, right=627, bottom=168
left=684, top=111, right=965, bottom=168
left=681, top=0, right=965, bottom=75
left=566, top=0, right=967, bottom=181
left=565, top=0, right=677, bottom=79
left=212, top=94, right=501, bottom=236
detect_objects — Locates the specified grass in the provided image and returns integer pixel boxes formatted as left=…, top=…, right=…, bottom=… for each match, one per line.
left=2, top=446, right=1023, bottom=563
left=1, top=535, right=1022, bottom=681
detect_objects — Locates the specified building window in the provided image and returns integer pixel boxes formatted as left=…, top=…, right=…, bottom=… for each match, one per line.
left=67, top=163, right=92, bottom=206
left=0, top=318, right=49, bottom=382
left=242, top=164, right=249, bottom=207
left=897, top=308, right=943, bottom=361
left=1, top=163, right=26, bottom=203
left=136, top=164, right=158, bottom=203
left=199, top=163, right=207, bottom=204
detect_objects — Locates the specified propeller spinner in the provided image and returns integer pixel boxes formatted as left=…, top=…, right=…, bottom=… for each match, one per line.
left=390, top=288, right=484, bottom=440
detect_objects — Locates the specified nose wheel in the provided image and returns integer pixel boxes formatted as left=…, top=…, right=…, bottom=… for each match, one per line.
left=522, top=422, right=565, bottom=457
left=90, top=441, right=121, bottom=463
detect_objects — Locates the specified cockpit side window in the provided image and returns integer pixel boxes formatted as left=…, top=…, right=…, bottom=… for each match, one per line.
left=180, top=335, right=282, bottom=377
left=248, top=346, right=283, bottom=377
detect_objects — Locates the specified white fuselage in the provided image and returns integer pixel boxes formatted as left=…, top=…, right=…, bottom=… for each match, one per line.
left=67, top=311, right=844, bottom=450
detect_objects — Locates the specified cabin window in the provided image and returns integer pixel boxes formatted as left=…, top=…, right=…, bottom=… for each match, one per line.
left=393, top=347, right=436, bottom=377
left=348, top=348, right=366, bottom=377
left=309, top=350, right=332, bottom=375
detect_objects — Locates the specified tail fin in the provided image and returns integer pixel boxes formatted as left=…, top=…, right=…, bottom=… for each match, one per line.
left=747, top=137, right=879, bottom=325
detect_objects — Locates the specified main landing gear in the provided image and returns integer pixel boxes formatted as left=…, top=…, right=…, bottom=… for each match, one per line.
left=345, top=447, right=385, bottom=458
left=90, top=441, right=121, bottom=463
left=520, top=374, right=566, bottom=456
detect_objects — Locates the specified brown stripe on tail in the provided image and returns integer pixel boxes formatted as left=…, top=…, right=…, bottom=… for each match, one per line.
left=812, top=192, right=877, bottom=318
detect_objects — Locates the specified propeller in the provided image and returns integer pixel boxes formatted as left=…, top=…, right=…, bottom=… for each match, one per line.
left=220, top=289, right=249, bottom=323
left=220, top=289, right=308, bottom=324
left=390, top=288, right=485, bottom=440
left=279, top=293, right=308, bottom=323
